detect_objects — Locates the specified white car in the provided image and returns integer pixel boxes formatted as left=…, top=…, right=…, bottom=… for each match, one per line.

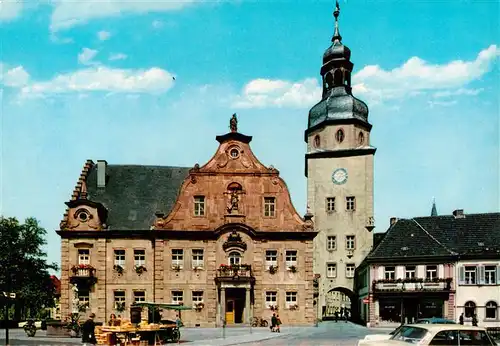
left=359, top=318, right=458, bottom=345
left=359, top=324, right=498, bottom=346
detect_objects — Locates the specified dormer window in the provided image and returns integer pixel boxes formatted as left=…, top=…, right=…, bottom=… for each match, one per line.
left=75, top=208, right=91, bottom=222
left=335, top=129, right=344, bottom=143
left=194, top=196, right=205, bottom=216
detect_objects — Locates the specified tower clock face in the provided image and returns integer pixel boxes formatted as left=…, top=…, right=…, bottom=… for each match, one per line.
left=332, top=168, right=348, bottom=185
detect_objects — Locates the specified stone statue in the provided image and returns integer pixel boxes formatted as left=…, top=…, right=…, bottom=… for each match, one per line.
left=229, top=113, right=238, bottom=132
left=227, top=191, right=239, bottom=213
left=71, top=284, right=79, bottom=314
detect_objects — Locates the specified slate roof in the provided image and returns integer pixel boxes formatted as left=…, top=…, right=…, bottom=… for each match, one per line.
left=85, top=164, right=190, bottom=230
left=367, top=212, right=500, bottom=261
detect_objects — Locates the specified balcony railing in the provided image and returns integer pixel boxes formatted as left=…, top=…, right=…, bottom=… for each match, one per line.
left=215, top=264, right=255, bottom=282
left=372, top=278, right=452, bottom=292
left=70, top=265, right=97, bottom=285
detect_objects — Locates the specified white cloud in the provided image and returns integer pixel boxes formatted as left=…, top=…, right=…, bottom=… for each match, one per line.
left=78, top=48, right=99, bottom=66
left=232, top=78, right=321, bottom=109
left=20, top=66, right=176, bottom=97
left=0, top=0, right=23, bottom=21
left=152, top=20, right=164, bottom=29
left=97, top=30, right=111, bottom=41
left=50, top=0, right=199, bottom=31
left=0, top=63, right=30, bottom=87
left=428, top=100, right=458, bottom=108
left=49, top=33, right=74, bottom=44
left=109, top=53, right=127, bottom=61
left=233, top=45, right=499, bottom=108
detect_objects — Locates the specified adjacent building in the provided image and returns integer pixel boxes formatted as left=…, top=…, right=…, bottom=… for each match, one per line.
left=57, top=116, right=318, bottom=327
left=305, top=2, right=375, bottom=318
left=356, top=210, right=500, bottom=327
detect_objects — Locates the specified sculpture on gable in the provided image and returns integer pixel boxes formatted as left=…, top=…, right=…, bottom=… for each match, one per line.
left=227, top=191, right=239, bottom=213
left=222, top=231, right=247, bottom=251
left=229, top=113, right=238, bottom=132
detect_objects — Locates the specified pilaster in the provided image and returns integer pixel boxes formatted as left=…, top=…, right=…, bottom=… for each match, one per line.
left=60, top=239, right=70, bottom=320
left=96, top=238, right=106, bottom=322
left=154, top=239, right=165, bottom=302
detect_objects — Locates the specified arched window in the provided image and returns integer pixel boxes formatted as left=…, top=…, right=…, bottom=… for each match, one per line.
left=228, top=251, right=241, bottom=265
left=464, top=301, right=476, bottom=318
left=333, top=69, right=342, bottom=86
left=335, top=129, right=345, bottom=143
left=314, top=135, right=321, bottom=148
left=485, top=301, right=498, bottom=319
left=325, top=73, right=333, bottom=89
left=358, top=131, right=365, bottom=145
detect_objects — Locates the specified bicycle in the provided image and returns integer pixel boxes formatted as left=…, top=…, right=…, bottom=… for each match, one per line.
left=251, top=317, right=268, bottom=327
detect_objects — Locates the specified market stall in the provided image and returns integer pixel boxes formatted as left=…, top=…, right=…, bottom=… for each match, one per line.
left=96, top=302, right=193, bottom=345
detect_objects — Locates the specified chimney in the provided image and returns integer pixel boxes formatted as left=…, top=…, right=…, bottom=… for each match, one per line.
left=97, top=160, right=107, bottom=188
left=453, top=209, right=465, bottom=218
left=390, top=217, right=398, bottom=226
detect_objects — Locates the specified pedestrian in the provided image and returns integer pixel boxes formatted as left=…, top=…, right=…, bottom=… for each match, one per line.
left=175, top=314, right=183, bottom=328
left=334, top=311, right=338, bottom=322
left=81, top=313, right=97, bottom=346
left=275, top=314, right=281, bottom=333
left=108, top=313, right=117, bottom=326
left=271, top=313, right=277, bottom=332
left=459, top=313, right=464, bottom=325
left=472, top=314, right=478, bottom=327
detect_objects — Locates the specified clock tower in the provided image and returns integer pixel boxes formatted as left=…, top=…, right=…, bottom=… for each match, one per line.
left=305, top=2, right=376, bottom=319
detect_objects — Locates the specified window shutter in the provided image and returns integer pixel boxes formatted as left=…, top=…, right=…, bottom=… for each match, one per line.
left=478, top=265, right=485, bottom=285
left=458, top=266, right=465, bottom=284
left=497, top=265, right=500, bottom=285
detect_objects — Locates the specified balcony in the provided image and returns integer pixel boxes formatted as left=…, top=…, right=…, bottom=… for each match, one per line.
left=215, top=264, right=255, bottom=283
left=372, top=278, right=452, bottom=293
left=69, top=265, right=97, bottom=286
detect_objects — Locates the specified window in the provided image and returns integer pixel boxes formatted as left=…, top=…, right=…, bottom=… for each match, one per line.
left=194, top=196, right=205, bottom=216
left=346, top=196, right=356, bottom=211
left=192, top=291, right=203, bottom=303
left=172, top=249, right=183, bottom=268
left=430, top=330, right=459, bottom=344
left=285, top=292, right=297, bottom=307
left=485, top=265, right=496, bottom=284
left=327, top=263, right=337, bottom=278
left=358, top=131, right=365, bottom=145
left=114, top=249, right=125, bottom=267
left=229, top=251, right=241, bottom=265
left=485, top=301, right=498, bottom=319
left=230, top=148, right=239, bottom=158
left=313, top=135, right=320, bottom=148
left=78, top=294, right=90, bottom=310
left=78, top=249, right=90, bottom=265
left=426, top=265, right=437, bottom=280
left=265, top=250, right=278, bottom=267
left=335, top=129, right=344, bottom=143
left=384, top=266, right=395, bottom=280
left=346, top=264, right=355, bottom=278
left=405, top=266, right=416, bottom=279
left=264, top=197, right=276, bottom=217
left=133, top=291, right=145, bottom=303
left=464, top=266, right=476, bottom=284
left=134, top=249, right=145, bottom=267
left=327, top=236, right=336, bottom=251
left=326, top=197, right=335, bottom=212
left=285, top=250, right=297, bottom=268
left=192, top=249, right=204, bottom=268
left=172, top=291, right=183, bottom=305
left=114, top=291, right=125, bottom=309
left=345, top=235, right=355, bottom=250
left=265, top=291, right=277, bottom=308
left=464, top=301, right=476, bottom=318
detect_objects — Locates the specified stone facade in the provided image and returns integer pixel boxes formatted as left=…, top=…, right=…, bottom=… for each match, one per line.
left=57, top=119, right=318, bottom=327
left=305, top=2, right=375, bottom=319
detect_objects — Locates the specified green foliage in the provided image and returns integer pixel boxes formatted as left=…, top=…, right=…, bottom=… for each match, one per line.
left=0, top=216, right=59, bottom=319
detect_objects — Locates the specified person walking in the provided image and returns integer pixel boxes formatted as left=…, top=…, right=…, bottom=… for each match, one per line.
left=275, top=314, right=281, bottom=333
left=472, top=314, right=478, bottom=327
left=459, top=313, right=464, bottom=325
left=270, top=313, right=277, bottom=332
left=334, top=310, right=339, bottom=322
left=81, top=313, right=97, bottom=346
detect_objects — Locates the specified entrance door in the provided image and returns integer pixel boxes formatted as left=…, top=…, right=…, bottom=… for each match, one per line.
left=225, top=300, right=235, bottom=324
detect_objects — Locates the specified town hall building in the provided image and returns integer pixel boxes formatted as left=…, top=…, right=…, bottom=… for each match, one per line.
left=57, top=115, right=318, bottom=327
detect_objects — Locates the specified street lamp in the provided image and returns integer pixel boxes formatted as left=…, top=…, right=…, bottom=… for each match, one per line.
left=2, top=291, right=17, bottom=346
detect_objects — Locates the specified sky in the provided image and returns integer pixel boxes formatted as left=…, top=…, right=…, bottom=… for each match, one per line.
left=1, top=0, right=499, bottom=271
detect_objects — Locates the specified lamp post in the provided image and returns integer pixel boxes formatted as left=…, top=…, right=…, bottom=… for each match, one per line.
left=3, top=291, right=16, bottom=346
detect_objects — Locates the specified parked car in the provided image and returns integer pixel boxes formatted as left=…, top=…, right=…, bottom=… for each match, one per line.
left=359, top=319, right=457, bottom=345
left=359, top=324, right=497, bottom=346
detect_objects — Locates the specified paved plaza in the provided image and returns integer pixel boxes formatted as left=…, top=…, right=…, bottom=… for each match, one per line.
left=0, top=322, right=390, bottom=345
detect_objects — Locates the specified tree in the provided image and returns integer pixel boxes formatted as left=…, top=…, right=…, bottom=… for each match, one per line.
left=0, top=216, right=58, bottom=320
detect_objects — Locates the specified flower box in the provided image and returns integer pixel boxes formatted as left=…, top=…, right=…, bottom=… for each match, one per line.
left=135, top=265, right=147, bottom=275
